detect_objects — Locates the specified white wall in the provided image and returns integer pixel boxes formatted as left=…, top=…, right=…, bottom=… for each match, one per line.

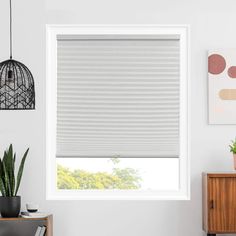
left=0, top=0, right=236, bottom=235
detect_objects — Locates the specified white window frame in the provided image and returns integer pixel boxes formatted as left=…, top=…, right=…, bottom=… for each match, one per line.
left=46, top=25, right=190, bottom=200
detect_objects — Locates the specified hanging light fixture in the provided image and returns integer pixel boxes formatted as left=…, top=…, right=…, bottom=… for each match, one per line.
left=0, top=0, right=35, bottom=110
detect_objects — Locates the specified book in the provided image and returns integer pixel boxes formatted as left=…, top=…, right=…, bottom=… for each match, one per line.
left=39, top=226, right=47, bottom=236
left=34, top=225, right=47, bottom=236
left=35, top=226, right=42, bottom=236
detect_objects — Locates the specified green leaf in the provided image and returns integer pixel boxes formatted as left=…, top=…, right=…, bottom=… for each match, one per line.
left=12, top=153, right=16, bottom=195
left=4, top=145, right=15, bottom=196
left=2, top=160, right=10, bottom=196
left=8, top=144, right=13, bottom=161
left=15, top=148, right=29, bottom=196
left=229, top=138, right=236, bottom=154
left=2, top=154, right=7, bottom=191
left=0, top=159, right=6, bottom=196
left=0, top=177, right=6, bottom=196
left=0, top=158, right=3, bottom=180
left=8, top=145, right=14, bottom=196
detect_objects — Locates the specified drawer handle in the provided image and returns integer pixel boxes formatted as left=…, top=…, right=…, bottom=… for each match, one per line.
left=210, top=200, right=214, bottom=209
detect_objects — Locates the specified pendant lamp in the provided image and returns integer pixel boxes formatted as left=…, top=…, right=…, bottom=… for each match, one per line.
left=0, top=0, right=35, bottom=110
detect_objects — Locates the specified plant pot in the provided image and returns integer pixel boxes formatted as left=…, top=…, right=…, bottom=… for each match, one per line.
left=0, top=196, right=21, bottom=217
left=233, top=154, right=236, bottom=170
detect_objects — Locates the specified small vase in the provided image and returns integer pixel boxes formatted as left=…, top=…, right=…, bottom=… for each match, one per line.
left=0, top=196, right=21, bottom=217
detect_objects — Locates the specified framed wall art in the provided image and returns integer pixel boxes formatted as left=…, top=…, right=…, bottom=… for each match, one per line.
left=208, top=49, right=236, bottom=124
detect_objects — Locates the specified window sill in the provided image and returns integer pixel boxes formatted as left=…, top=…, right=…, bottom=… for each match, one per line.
left=46, top=189, right=190, bottom=201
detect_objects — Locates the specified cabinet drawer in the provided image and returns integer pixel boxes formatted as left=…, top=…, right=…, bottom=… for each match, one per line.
left=203, top=173, right=236, bottom=234
left=208, top=177, right=236, bottom=232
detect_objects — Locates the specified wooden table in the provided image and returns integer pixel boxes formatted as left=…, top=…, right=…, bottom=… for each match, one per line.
left=0, top=214, right=53, bottom=236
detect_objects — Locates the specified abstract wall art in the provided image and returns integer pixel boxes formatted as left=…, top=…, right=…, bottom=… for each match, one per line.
left=208, top=50, right=236, bottom=124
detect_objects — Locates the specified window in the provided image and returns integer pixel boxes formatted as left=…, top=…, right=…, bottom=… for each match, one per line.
left=46, top=25, right=189, bottom=200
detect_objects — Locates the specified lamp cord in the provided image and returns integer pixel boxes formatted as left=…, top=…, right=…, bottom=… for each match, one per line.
left=9, top=0, right=12, bottom=59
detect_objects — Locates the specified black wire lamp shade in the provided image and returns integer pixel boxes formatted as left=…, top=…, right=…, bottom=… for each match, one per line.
left=0, top=0, right=35, bottom=110
left=0, top=59, right=35, bottom=109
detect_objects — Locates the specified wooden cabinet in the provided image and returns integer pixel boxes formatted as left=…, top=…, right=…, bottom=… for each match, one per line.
left=203, top=173, right=236, bottom=235
left=0, top=215, right=53, bottom=236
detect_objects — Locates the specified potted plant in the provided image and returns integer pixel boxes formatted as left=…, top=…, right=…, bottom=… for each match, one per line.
left=229, top=138, right=236, bottom=170
left=0, top=144, right=29, bottom=217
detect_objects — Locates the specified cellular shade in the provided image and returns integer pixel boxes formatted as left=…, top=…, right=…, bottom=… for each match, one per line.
left=56, top=35, right=180, bottom=158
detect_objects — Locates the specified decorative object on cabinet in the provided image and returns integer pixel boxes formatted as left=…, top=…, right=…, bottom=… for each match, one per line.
left=26, top=203, right=39, bottom=213
left=0, top=0, right=35, bottom=110
left=203, top=173, right=236, bottom=236
left=0, top=144, right=29, bottom=217
left=208, top=50, right=236, bottom=124
left=229, top=138, right=236, bottom=169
